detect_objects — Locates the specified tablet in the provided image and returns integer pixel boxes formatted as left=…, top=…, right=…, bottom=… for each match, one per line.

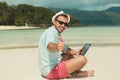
left=80, top=43, right=91, bottom=55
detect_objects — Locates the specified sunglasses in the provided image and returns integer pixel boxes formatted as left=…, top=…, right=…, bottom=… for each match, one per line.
left=56, top=20, right=68, bottom=26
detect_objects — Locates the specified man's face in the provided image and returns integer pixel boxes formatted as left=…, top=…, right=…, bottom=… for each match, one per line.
left=54, top=16, right=68, bottom=33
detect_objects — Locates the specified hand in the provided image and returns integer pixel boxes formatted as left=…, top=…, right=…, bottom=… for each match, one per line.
left=76, top=48, right=83, bottom=55
left=58, top=36, right=64, bottom=52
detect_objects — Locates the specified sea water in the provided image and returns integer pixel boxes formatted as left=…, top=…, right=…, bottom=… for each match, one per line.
left=0, top=26, right=120, bottom=49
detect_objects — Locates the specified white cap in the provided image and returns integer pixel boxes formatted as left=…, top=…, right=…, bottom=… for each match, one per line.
left=52, top=11, right=70, bottom=23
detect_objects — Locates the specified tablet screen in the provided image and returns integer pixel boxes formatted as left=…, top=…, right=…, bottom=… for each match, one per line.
left=81, top=43, right=91, bottom=55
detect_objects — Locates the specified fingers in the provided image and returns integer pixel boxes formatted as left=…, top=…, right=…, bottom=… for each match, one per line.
left=58, top=36, right=63, bottom=42
left=79, top=48, right=83, bottom=55
left=76, top=48, right=83, bottom=55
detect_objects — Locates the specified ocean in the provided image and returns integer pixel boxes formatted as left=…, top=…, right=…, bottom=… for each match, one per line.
left=0, top=26, right=120, bottom=49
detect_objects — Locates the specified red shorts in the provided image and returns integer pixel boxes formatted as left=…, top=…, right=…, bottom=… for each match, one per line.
left=46, top=61, right=68, bottom=79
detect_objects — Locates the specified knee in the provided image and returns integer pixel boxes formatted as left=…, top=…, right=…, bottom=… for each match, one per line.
left=77, top=55, right=87, bottom=64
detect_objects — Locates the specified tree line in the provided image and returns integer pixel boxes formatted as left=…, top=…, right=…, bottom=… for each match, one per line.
left=0, top=2, right=80, bottom=27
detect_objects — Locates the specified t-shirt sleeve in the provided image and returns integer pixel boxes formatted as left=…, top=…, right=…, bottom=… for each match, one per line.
left=45, top=32, right=57, bottom=48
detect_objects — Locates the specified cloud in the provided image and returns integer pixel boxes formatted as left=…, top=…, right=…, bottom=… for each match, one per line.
left=36, top=0, right=120, bottom=10
left=0, top=0, right=120, bottom=10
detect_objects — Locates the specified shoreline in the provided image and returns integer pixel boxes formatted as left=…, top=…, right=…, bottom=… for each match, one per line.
left=0, top=43, right=120, bottom=50
left=0, top=26, right=40, bottom=30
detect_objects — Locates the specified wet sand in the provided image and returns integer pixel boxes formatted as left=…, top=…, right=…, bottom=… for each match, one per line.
left=0, top=46, right=120, bottom=80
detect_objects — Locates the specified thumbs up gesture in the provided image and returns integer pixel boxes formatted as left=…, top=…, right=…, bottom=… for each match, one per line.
left=58, top=36, right=64, bottom=52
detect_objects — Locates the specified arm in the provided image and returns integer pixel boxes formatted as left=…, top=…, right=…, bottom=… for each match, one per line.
left=47, top=36, right=64, bottom=52
left=66, top=47, right=83, bottom=55
left=47, top=42, right=59, bottom=51
left=66, top=48, right=77, bottom=55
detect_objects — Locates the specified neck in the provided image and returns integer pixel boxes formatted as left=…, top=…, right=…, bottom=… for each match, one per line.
left=53, top=25, right=61, bottom=33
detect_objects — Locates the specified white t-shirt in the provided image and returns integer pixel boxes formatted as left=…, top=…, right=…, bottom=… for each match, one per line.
left=39, top=26, right=68, bottom=76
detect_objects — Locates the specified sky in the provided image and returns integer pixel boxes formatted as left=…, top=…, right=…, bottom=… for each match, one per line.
left=0, top=0, right=120, bottom=10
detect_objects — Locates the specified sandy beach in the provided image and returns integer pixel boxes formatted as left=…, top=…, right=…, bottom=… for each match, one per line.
left=0, top=46, right=120, bottom=80
left=0, top=26, right=39, bottom=30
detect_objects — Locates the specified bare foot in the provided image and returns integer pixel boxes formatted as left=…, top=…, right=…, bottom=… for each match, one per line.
left=76, top=70, right=94, bottom=77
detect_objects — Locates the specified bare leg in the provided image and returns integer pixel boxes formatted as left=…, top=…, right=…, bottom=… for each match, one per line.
left=61, top=53, right=94, bottom=77
left=65, top=55, right=87, bottom=74
left=76, top=70, right=94, bottom=77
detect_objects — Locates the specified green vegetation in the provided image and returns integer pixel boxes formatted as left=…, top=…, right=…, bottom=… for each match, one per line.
left=0, top=2, right=80, bottom=27
left=1, top=1, right=120, bottom=26
left=0, top=2, right=54, bottom=26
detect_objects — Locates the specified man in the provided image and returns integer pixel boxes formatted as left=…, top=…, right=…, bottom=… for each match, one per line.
left=39, top=11, right=94, bottom=79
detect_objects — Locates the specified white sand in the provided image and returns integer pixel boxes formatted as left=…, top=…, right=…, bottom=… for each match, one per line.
left=0, top=26, right=39, bottom=30
left=0, top=46, right=120, bottom=80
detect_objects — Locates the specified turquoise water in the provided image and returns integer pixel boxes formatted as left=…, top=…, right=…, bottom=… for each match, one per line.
left=0, top=26, right=120, bottom=49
